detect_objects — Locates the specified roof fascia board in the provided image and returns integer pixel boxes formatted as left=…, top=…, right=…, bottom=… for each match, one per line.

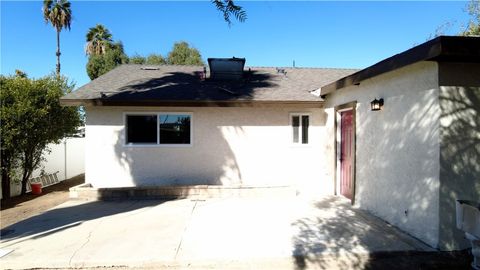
left=321, top=36, right=480, bottom=95
left=320, top=37, right=444, bottom=95
left=60, top=99, right=324, bottom=108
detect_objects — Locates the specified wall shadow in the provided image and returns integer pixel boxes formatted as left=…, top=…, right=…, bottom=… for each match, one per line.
left=291, top=197, right=369, bottom=269
left=437, top=62, right=480, bottom=250
left=101, top=105, right=317, bottom=188
left=439, top=85, right=480, bottom=250
left=0, top=200, right=165, bottom=245
left=353, top=87, right=441, bottom=248
left=112, top=123, right=245, bottom=187
left=290, top=196, right=457, bottom=270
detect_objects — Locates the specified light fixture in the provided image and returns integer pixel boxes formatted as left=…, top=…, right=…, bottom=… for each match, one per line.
left=370, top=98, right=384, bottom=111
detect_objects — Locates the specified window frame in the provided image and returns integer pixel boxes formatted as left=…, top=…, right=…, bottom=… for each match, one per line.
left=290, top=113, right=311, bottom=146
left=123, top=112, right=193, bottom=147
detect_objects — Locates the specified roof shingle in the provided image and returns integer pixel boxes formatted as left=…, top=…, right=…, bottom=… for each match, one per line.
left=61, top=64, right=357, bottom=106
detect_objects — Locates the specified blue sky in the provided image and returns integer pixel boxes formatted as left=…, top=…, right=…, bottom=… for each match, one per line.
left=1, top=1, right=471, bottom=88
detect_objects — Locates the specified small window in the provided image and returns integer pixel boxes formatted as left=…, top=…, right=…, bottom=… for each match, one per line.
left=125, top=113, right=192, bottom=146
left=301, top=115, right=309, bottom=144
left=291, top=114, right=309, bottom=144
left=292, top=116, right=300, bottom=143
left=126, top=115, right=157, bottom=144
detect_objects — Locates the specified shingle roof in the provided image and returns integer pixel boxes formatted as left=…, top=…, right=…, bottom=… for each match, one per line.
left=61, top=64, right=357, bottom=106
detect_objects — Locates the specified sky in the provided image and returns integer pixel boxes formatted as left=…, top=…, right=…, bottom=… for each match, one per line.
left=1, top=1, right=471, bottom=88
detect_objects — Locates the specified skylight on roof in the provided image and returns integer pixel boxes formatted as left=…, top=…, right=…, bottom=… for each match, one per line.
left=140, top=66, right=160, bottom=70
left=208, top=57, right=245, bottom=80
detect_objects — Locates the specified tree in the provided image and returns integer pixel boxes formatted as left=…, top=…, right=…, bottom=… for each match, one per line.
left=429, top=0, right=479, bottom=40
left=461, top=0, right=480, bottom=36
left=43, top=0, right=72, bottom=76
left=128, top=53, right=167, bottom=65
left=85, top=24, right=113, bottom=56
left=0, top=74, right=81, bottom=198
left=86, top=42, right=128, bottom=80
left=167, top=41, right=204, bottom=65
left=84, top=24, right=128, bottom=80
left=129, top=54, right=146, bottom=64
left=212, top=0, right=246, bottom=26
left=146, top=54, right=166, bottom=65
left=15, top=69, right=28, bottom=78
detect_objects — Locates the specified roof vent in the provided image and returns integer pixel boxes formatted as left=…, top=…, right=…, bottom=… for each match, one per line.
left=140, top=66, right=160, bottom=70
left=276, top=68, right=287, bottom=75
left=208, top=57, right=245, bottom=80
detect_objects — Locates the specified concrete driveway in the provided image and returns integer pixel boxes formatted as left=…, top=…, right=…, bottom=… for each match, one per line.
left=0, top=196, right=432, bottom=269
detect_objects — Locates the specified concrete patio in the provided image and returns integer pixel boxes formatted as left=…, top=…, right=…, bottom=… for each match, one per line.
left=0, top=196, right=435, bottom=269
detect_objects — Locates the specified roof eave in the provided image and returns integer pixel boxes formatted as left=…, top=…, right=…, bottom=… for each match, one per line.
left=60, top=99, right=325, bottom=108
left=320, top=36, right=480, bottom=95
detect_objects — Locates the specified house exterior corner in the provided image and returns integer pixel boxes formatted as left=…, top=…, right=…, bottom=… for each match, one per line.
left=323, top=60, right=480, bottom=251
left=323, top=61, right=442, bottom=248
left=438, top=62, right=480, bottom=250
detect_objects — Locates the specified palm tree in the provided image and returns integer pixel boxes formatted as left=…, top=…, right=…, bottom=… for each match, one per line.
left=212, top=0, right=246, bottom=26
left=85, top=24, right=113, bottom=56
left=43, top=0, right=72, bottom=76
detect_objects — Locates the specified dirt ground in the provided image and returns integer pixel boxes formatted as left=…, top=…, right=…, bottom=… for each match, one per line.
left=0, top=174, right=84, bottom=229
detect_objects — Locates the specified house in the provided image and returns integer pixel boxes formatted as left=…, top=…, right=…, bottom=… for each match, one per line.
left=61, top=36, right=479, bottom=251
left=61, top=59, right=357, bottom=197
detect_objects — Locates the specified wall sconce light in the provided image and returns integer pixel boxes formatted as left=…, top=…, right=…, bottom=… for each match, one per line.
left=370, top=98, right=384, bottom=111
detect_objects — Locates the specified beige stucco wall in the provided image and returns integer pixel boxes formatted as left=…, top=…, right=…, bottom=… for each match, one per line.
left=85, top=106, right=332, bottom=197
left=323, top=62, right=442, bottom=248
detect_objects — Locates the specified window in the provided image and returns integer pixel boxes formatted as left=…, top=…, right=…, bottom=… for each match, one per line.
left=126, top=115, right=157, bottom=144
left=159, top=114, right=191, bottom=144
left=125, top=113, right=192, bottom=146
left=291, top=114, right=309, bottom=144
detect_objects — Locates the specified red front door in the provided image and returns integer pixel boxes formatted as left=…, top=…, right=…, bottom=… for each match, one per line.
left=340, top=110, right=354, bottom=200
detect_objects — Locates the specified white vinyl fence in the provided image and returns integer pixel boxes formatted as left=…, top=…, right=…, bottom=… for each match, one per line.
left=6, top=137, right=85, bottom=197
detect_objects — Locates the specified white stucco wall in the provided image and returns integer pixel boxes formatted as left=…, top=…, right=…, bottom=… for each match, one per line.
left=323, top=62, right=441, bottom=248
left=437, top=62, right=480, bottom=250
left=85, top=106, right=332, bottom=197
